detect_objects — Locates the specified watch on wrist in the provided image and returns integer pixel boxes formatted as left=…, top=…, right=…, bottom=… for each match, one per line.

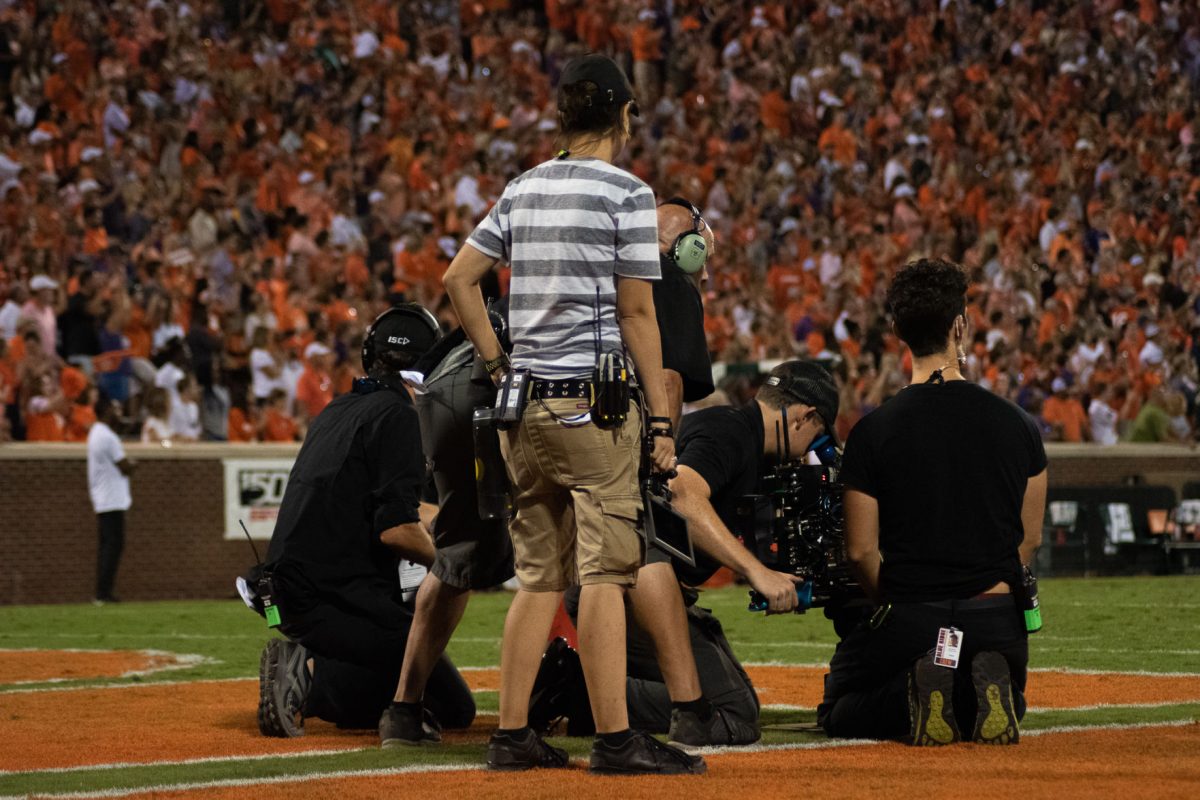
left=483, top=353, right=510, bottom=375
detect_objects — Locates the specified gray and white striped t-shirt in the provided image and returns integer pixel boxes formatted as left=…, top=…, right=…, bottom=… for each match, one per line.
left=466, top=157, right=660, bottom=379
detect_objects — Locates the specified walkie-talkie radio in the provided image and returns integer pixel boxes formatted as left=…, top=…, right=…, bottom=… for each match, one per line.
left=590, top=288, right=630, bottom=430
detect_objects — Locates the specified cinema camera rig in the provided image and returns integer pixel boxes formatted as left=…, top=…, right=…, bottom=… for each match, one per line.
left=739, top=459, right=861, bottom=614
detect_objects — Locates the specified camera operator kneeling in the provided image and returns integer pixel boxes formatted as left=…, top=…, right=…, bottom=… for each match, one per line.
left=819, top=259, right=1047, bottom=746
left=539, top=361, right=839, bottom=742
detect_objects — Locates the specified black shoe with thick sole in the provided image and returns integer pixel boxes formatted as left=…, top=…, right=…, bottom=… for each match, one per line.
left=379, top=703, right=442, bottom=747
left=257, top=638, right=311, bottom=738
left=668, top=706, right=758, bottom=749
left=589, top=731, right=707, bottom=775
left=906, top=654, right=960, bottom=746
left=486, top=727, right=570, bottom=771
left=971, top=651, right=1019, bottom=745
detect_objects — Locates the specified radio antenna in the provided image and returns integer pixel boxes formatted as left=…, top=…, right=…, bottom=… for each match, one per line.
left=240, top=520, right=263, bottom=566
left=781, top=405, right=791, bottom=462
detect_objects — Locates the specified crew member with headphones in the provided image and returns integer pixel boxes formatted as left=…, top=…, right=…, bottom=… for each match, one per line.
left=652, top=198, right=715, bottom=423
left=248, top=304, right=476, bottom=743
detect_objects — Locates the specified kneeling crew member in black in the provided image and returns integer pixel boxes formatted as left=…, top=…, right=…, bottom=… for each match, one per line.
left=820, top=258, right=1047, bottom=746
left=668, top=360, right=840, bottom=615
left=561, top=361, right=837, bottom=739
left=253, top=305, right=475, bottom=739
left=383, top=307, right=516, bottom=745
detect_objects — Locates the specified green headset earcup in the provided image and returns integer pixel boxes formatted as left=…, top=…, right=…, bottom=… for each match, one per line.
left=672, top=232, right=707, bottom=274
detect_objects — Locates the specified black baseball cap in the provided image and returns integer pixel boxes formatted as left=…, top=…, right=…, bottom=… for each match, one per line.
left=762, top=360, right=841, bottom=444
left=558, top=54, right=639, bottom=116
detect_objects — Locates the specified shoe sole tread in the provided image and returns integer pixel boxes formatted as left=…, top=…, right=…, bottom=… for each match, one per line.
left=971, top=652, right=1019, bottom=745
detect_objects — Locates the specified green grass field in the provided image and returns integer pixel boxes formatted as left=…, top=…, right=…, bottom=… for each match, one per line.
left=1, top=576, right=1198, bottom=798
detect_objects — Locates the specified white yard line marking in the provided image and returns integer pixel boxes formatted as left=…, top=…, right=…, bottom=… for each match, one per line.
left=1021, top=718, right=1196, bottom=737
left=0, top=762, right=485, bottom=800
left=0, top=748, right=370, bottom=777
left=1026, top=700, right=1200, bottom=713
left=764, top=701, right=1200, bottom=714
left=0, top=650, right=215, bottom=686
left=0, top=677, right=248, bottom=696
left=1029, top=666, right=1200, bottom=677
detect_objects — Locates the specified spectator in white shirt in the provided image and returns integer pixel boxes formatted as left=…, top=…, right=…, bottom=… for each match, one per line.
left=87, top=399, right=135, bottom=603
left=168, top=374, right=203, bottom=441
left=141, top=387, right=174, bottom=444
left=1088, top=384, right=1120, bottom=446
left=249, top=327, right=284, bottom=404
left=0, top=284, right=25, bottom=339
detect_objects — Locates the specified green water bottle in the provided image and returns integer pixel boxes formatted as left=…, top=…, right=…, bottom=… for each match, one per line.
left=1021, top=566, right=1042, bottom=633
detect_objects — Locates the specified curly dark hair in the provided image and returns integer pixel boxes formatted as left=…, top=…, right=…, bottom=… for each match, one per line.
left=885, top=258, right=968, bottom=357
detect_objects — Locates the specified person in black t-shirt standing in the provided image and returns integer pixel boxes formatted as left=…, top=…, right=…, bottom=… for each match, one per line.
left=248, top=304, right=475, bottom=742
left=820, top=258, right=1047, bottom=746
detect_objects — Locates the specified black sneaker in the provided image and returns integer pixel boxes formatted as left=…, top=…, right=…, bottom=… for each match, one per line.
left=379, top=703, right=442, bottom=747
left=257, top=638, right=311, bottom=738
left=906, top=654, right=960, bottom=746
left=668, top=706, right=758, bottom=749
left=589, top=731, right=707, bottom=775
left=970, top=651, right=1019, bottom=745
left=486, top=727, right=570, bottom=771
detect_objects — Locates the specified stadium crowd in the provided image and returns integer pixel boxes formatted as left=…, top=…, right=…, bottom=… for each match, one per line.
left=0, top=0, right=1198, bottom=445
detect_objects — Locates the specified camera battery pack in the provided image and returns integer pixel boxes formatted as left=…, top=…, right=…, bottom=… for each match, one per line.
left=494, top=368, right=530, bottom=427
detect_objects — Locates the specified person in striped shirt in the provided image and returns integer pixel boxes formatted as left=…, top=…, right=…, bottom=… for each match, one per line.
left=444, top=54, right=702, bottom=776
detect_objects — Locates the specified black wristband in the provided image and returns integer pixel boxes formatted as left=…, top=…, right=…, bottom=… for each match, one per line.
left=647, top=426, right=674, bottom=439
left=647, top=415, right=672, bottom=427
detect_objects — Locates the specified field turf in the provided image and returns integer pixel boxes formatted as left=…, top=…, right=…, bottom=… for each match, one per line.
left=0, top=576, right=1197, bottom=798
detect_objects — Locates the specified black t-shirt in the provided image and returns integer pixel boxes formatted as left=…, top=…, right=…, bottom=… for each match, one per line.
left=673, top=401, right=766, bottom=584
left=652, top=261, right=714, bottom=402
left=839, top=381, right=1048, bottom=603
left=265, top=379, right=425, bottom=586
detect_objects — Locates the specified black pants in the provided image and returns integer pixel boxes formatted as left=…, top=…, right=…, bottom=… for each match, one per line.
left=272, top=565, right=476, bottom=730
left=96, top=511, right=125, bottom=601
left=565, top=583, right=760, bottom=741
left=626, top=603, right=760, bottom=741
left=818, top=596, right=1028, bottom=740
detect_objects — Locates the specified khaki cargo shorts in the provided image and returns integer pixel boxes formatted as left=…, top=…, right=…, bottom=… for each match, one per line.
left=499, top=398, right=644, bottom=591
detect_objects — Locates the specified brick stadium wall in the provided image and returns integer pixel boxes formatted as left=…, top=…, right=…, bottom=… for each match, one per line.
left=0, top=443, right=300, bottom=606
left=1, top=442, right=1197, bottom=605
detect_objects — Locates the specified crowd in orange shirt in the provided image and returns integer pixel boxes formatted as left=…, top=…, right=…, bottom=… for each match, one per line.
left=0, top=0, right=1197, bottom=446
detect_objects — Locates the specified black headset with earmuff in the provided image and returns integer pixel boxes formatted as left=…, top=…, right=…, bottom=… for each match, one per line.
left=661, top=197, right=709, bottom=275
left=361, top=303, right=441, bottom=374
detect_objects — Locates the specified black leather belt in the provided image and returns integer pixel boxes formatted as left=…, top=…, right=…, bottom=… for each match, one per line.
left=531, top=379, right=592, bottom=400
